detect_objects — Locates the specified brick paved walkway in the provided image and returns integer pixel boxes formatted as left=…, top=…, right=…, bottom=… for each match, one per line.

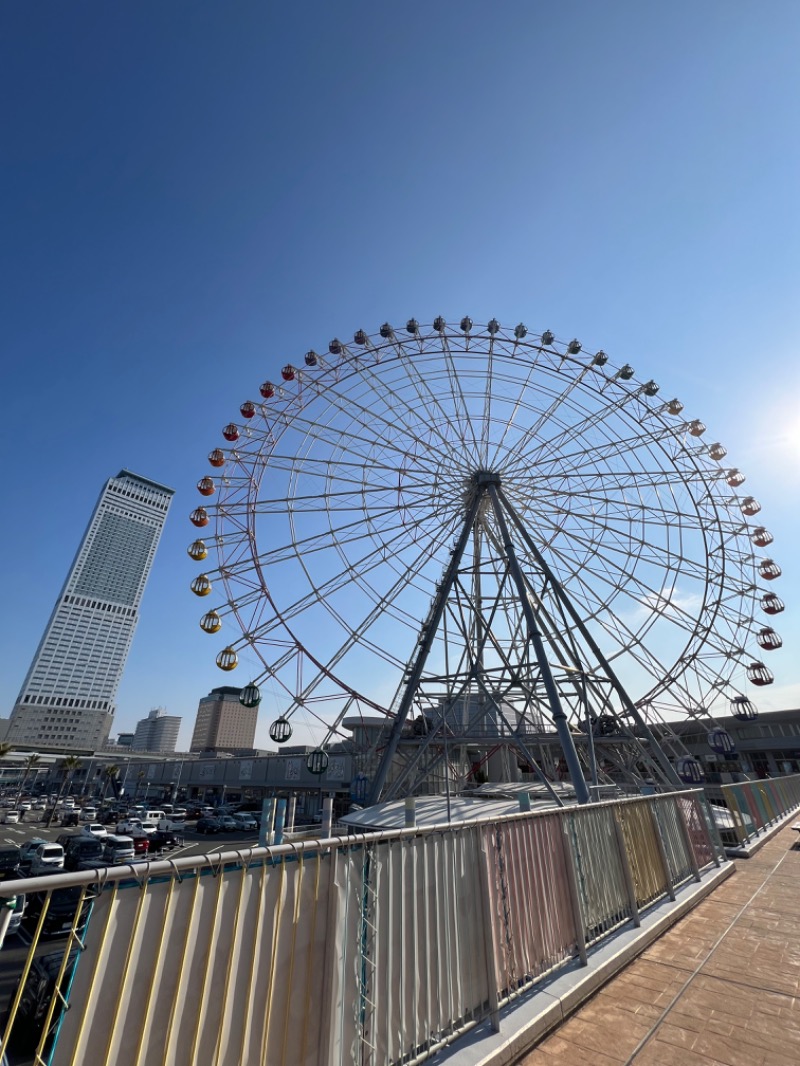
left=517, top=821, right=800, bottom=1066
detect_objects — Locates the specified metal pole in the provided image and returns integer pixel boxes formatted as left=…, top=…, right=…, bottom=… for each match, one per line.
left=560, top=822, right=588, bottom=965
left=487, top=483, right=590, bottom=805
left=367, top=492, right=484, bottom=805
left=259, top=798, right=274, bottom=849
left=273, top=798, right=287, bottom=845
left=499, top=487, right=686, bottom=792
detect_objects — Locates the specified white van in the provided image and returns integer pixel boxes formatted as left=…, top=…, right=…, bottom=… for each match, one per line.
left=103, top=835, right=135, bottom=865
left=29, top=843, right=65, bottom=874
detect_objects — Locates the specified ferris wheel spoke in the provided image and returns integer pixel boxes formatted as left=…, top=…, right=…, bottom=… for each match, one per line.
left=438, top=332, right=482, bottom=460
left=532, top=421, right=705, bottom=475
left=249, top=451, right=428, bottom=482
left=377, top=332, right=484, bottom=469
left=488, top=358, right=544, bottom=468
left=246, top=498, right=460, bottom=638
left=249, top=497, right=451, bottom=568
left=296, top=355, right=473, bottom=477
left=265, top=526, right=462, bottom=715
left=499, top=365, right=599, bottom=475
left=541, top=531, right=707, bottom=641
left=535, top=380, right=653, bottom=460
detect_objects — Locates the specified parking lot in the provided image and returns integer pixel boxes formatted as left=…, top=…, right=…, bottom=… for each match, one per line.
left=0, top=811, right=262, bottom=863
left=0, top=808, right=273, bottom=1064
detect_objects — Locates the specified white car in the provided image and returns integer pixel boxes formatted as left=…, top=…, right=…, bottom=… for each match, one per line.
left=79, top=808, right=97, bottom=822
left=2, top=811, right=20, bottom=825
left=28, top=842, right=65, bottom=874
left=117, top=818, right=156, bottom=837
left=81, top=823, right=108, bottom=841
left=18, top=803, right=32, bottom=813
left=233, top=813, right=257, bottom=831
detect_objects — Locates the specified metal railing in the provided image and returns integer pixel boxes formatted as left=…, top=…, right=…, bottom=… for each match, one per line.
left=0, top=790, right=724, bottom=1066
left=704, top=772, right=800, bottom=847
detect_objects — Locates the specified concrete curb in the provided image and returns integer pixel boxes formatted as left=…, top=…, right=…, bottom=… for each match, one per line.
left=433, top=861, right=734, bottom=1066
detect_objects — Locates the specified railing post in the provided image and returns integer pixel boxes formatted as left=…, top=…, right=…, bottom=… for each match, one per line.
left=612, top=810, right=641, bottom=927
left=477, top=829, right=501, bottom=1033
left=675, top=798, right=701, bottom=882
left=560, top=819, right=588, bottom=966
left=273, top=798, right=287, bottom=845
left=697, top=795, right=723, bottom=864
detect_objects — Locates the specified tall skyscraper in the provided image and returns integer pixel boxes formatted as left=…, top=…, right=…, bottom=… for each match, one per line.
left=190, top=686, right=258, bottom=754
left=8, top=470, right=173, bottom=751
left=132, top=707, right=181, bottom=753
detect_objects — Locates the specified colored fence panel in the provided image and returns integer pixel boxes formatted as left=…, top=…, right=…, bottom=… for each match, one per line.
left=652, top=795, right=694, bottom=887
left=0, top=789, right=738, bottom=1066
left=616, top=800, right=669, bottom=909
left=484, top=814, right=577, bottom=1000
left=564, top=805, right=631, bottom=945
left=716, top=772, right=800, bottom=846
left=676, top=794, right=717, bottom=868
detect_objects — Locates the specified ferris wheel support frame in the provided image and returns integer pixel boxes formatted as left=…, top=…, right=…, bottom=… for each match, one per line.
left=486, top=481, right=591, bottom=804
left=367, top=472, right=592, bottom=806
left=498, top=486, right=687, bottom=791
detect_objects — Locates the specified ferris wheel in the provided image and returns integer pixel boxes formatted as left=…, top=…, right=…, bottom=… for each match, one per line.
left=188, top=317, right=783, bottom=802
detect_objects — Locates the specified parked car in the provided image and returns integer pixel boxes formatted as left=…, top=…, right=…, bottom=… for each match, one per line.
left=132, top=835, right=150, bottom=856
left=215, top=815, right=240, bottom=833
left=28, top=843, right=65, bottom=875
left=232, top=812, right=258, bottom=831
left=79, top=808, right=97, bottom=823
left=0, top=847, right=21, bottom=877
left=103, top=835, right=136, bottom=865
left=149, top=829, right=179, bottom=852
left=24, top=881, right=96, bottom=938
left=0, top=948, right=80, bottom=1056
left=18, top=839, right=49, bottom=869
left=2, top=811, right=20, bottom=825
left=60, top=810, right=80, bottom=828
left=196, top=816, right=222, bottom=834
left=80, top=824, right=108, bottom=841
left=62, top=837, right=106, bottom=872
left=116, top=818, right=146, bottom=836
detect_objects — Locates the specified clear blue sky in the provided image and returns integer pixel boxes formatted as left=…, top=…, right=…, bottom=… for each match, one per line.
left=2, top=2, right=799, bottom=750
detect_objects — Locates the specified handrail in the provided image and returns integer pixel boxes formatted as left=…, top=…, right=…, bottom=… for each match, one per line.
left=0, top=786, right=707, bottom=899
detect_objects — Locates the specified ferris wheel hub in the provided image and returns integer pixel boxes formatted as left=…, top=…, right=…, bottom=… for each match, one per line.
left=473, top=469, right=502, bottom=487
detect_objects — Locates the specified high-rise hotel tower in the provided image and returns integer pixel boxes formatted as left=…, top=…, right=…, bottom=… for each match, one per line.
left=8, top=471, right=173, bottom=751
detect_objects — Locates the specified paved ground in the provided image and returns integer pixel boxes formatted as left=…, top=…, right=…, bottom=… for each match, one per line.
left=517, top=821, right=800, bottom=1066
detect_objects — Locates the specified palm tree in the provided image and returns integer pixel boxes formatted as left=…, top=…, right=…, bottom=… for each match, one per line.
left=100, top=764, right=120, bottom=803
left=16, top=753, right=41, bottom=804
left=0, top=743, right=12, bottom=795
left=47, top=755, right=81, bottom=827
left=135, top=770, right=146, bottom=800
